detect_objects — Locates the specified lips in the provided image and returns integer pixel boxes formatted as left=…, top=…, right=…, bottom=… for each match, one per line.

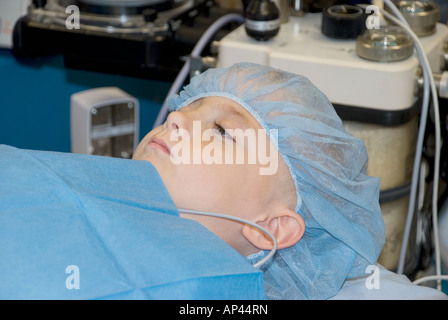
left=148, top=137, right=171, bottom=155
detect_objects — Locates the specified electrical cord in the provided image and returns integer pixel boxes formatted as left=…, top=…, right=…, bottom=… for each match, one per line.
left=412, top=275, right=448, bottom=286
left=380, top=0, right=443, bottom=290
left=179, top=208, right=278, bottom=268
left=153, top=13, right=245, bottom=128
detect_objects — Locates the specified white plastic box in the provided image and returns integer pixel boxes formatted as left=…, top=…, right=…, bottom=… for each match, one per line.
left=70, top=87, right=139, bottom=159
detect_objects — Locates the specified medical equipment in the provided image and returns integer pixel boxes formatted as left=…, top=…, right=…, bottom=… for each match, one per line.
left=380, top=0, right=444, bottom=290
left=355, top=26, right=415, bottom=61
left=321, top=4, right=367, bottom=39
left=70, top=87, right=139, bottom=158
left=12, top=0, right=242, bottom=81
left=244, top=0, right=280, bottom=41
left=214, top=0, right=448, bottom=281
left=0, top=0, right=30, bottom=48
left=395, top=0, right=441, bottom=36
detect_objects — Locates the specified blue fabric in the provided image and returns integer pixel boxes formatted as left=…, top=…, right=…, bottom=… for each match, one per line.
left=0, top=145, right=264, bottom=300
left=167, top=62, right=386, bottom=299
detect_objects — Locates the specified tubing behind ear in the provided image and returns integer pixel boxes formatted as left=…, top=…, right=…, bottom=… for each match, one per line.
left=179, top=208, right=278, bottom=268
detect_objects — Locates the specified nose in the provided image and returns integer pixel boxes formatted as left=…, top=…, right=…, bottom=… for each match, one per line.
left=165, top=111, right=189, bottom=132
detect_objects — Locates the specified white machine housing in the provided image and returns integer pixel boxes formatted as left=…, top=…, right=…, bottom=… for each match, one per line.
left=70, top=87, right=139, bottom=159
left=217, top=13, right=448, bottom=113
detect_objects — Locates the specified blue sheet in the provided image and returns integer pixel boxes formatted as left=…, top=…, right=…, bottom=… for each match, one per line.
left=0, top=145, right=264, bottom=300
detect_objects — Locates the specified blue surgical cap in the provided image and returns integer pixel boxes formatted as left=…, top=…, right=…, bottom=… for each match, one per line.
left=166, top=62, right=386, bottom=300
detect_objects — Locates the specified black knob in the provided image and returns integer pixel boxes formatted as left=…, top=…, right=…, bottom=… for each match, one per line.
left=33, top=0, right=47, bottom=8
left=322, top=4, right=366, bottom=39
left=245, top=0, right=280, bottom=41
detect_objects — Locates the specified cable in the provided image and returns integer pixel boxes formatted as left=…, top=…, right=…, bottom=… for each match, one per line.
left=381, top=0, right=443, bottom=290
left=179, top=208, right=278, bottom=268
left=153, top=13, right=245, bottom=128
left=354, top=5, right=428, bottom=277
left=413, top=275, right=448, bottom=286
left=378, top=4, right=428, bottom=277
left=382, top=3, right=442, bottom=288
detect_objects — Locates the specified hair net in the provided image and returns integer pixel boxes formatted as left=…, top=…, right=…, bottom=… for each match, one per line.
left=166, top=62, right=386, bottom=300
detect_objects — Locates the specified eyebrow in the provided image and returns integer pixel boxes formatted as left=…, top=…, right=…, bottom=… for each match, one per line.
left=218, top=102, right=254, bottom=130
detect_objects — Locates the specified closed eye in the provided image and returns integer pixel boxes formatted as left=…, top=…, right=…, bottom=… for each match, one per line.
left=214, top=122, right=235, bottom=142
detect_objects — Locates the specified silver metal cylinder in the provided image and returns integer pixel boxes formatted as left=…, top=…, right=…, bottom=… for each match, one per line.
left=394, top=0, right=441, bottom=36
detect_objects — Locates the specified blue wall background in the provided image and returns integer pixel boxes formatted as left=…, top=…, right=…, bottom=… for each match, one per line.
left=0, top=49, right=171, bottom=152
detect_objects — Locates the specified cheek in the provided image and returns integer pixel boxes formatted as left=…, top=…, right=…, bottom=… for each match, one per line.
left=164, top=163, right=239, bottom=209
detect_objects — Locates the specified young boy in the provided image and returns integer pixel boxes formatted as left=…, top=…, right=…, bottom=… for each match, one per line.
left=1, top=62, right=446, bottom=300
left=133, top=62, right=387, bottom=299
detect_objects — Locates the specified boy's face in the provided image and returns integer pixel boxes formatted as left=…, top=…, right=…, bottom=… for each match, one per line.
left=133, top=96, right=294, bottom=255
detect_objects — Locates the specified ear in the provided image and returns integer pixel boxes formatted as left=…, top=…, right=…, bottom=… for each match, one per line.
left=242, top=209, right=305, bottom=250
